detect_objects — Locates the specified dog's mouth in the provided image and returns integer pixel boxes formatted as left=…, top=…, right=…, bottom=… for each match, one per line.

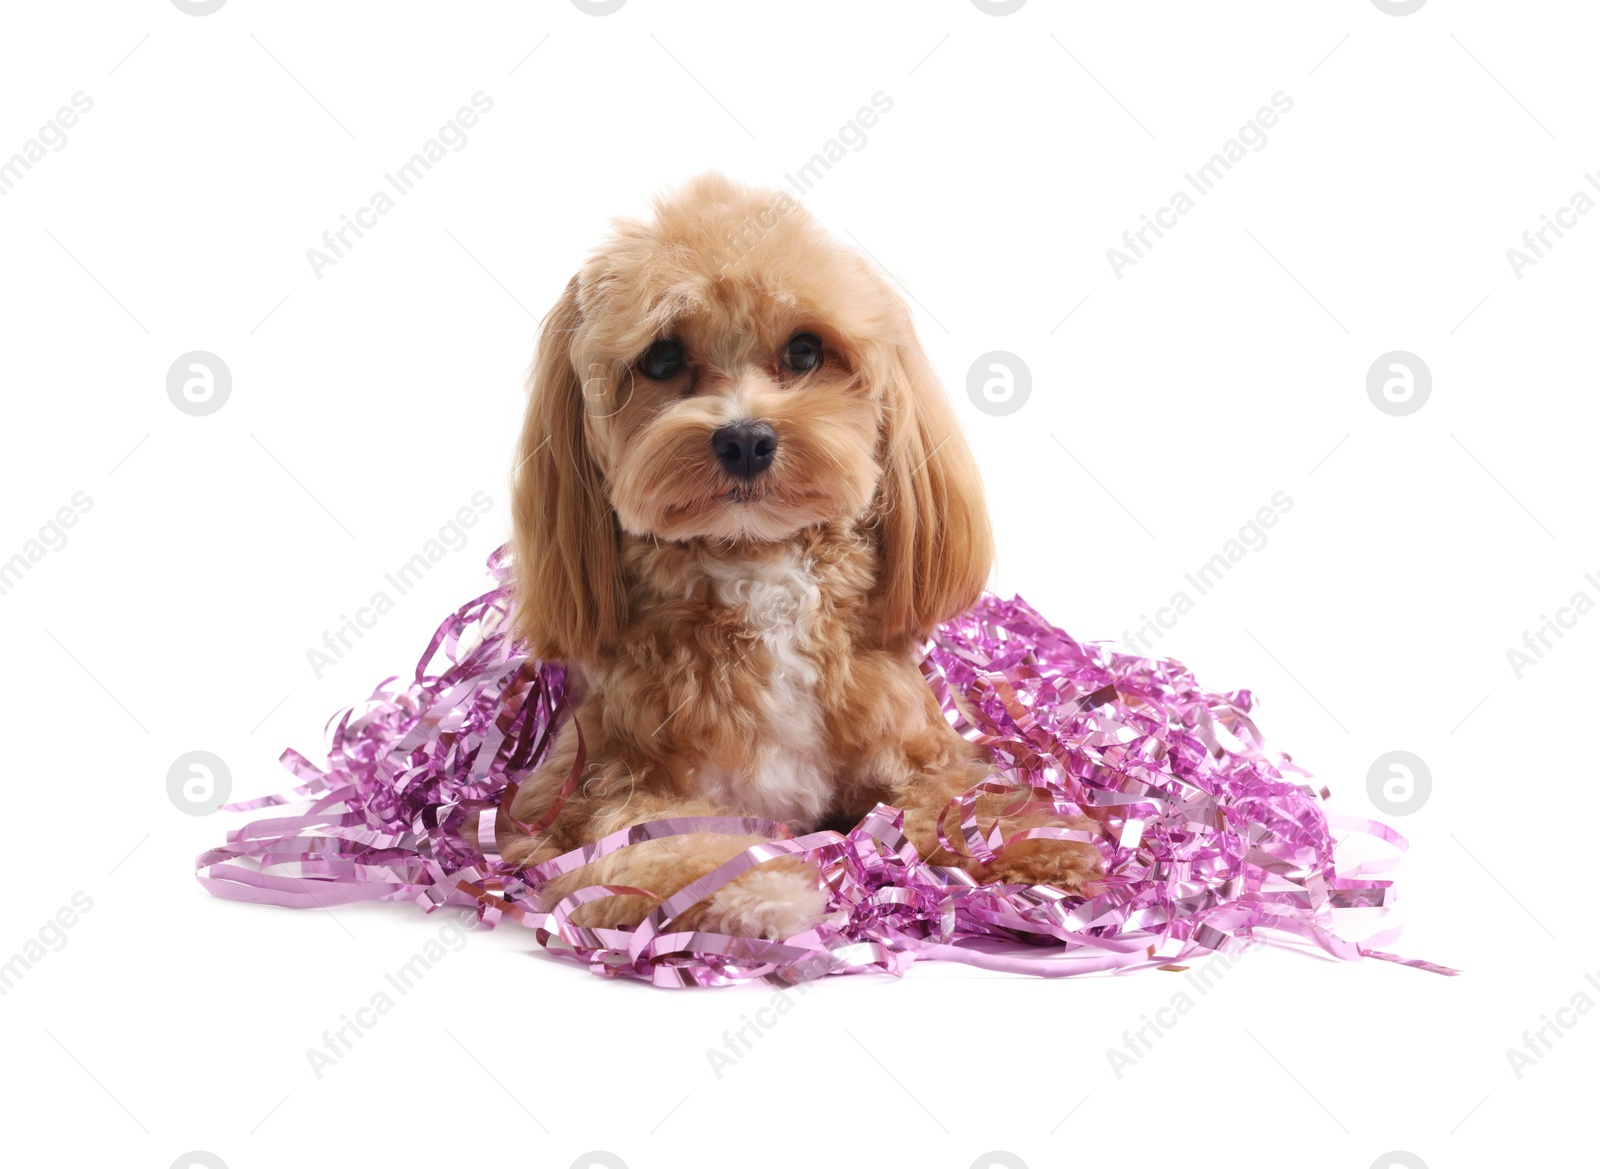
left=651, top=482, right=837, bottom=543
left=719, top=484, right=831, bottom=510
left=663, top=485, right=769, bottom=518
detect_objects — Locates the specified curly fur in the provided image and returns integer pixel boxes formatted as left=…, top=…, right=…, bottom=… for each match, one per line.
left=499, top=173, right=1101, bottom=937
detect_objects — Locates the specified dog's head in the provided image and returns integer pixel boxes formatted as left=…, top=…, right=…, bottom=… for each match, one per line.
left=512, top=172, right=993, bottom=662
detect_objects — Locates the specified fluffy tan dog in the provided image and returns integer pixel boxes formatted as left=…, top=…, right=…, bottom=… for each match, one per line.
left=499, top=173, right=1101, bottom=937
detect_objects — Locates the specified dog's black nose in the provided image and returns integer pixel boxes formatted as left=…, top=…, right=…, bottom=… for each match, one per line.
left=711, top=420, right=778, bottom=478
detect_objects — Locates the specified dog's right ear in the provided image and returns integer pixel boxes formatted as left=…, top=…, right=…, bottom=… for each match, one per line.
left=511, top=276, right=625, bottom=664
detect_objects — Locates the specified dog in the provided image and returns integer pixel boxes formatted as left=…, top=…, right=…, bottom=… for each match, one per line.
left=498, top=173, right=1102, bottom=938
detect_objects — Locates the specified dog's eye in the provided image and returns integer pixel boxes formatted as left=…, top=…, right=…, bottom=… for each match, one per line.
left=782, top=333, right=823, bottom=374
left=638, top=338, right=685, bottom=380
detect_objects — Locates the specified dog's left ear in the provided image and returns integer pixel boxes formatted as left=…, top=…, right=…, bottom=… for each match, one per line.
left=872, top=329, right=995, bottom=646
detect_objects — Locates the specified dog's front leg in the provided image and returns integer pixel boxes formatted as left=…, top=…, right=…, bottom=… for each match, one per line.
left=883, top=724, right=1106, bottom=894
left=499, top=717, right=829, bottom=937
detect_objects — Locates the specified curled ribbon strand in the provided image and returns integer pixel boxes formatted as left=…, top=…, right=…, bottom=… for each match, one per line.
left=196, top=547, right=1455, bottom=986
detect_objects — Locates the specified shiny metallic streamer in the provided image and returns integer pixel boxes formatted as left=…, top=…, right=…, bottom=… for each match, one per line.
left=198, top=548, right=1454, bottom=986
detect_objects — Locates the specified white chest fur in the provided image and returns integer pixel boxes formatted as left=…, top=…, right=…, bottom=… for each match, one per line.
left=695, top=551, right=833, bottom=830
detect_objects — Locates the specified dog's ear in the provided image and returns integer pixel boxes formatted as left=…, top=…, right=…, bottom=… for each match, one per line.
left=511, top=276, right=625, bottom=663
left=873, top=328, right=995, bottom=646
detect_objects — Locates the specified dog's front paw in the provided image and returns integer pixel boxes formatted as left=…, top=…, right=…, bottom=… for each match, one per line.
left=684, top=861, right=831, bottom=939
left=971, top=818, right=1105, bottom=893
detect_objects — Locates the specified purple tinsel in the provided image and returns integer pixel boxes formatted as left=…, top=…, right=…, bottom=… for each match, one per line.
left=197, top=548, right=1451, bottom=987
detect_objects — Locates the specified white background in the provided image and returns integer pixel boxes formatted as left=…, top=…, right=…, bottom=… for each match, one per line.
left=1, top=2, right=1593, bottom=1167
